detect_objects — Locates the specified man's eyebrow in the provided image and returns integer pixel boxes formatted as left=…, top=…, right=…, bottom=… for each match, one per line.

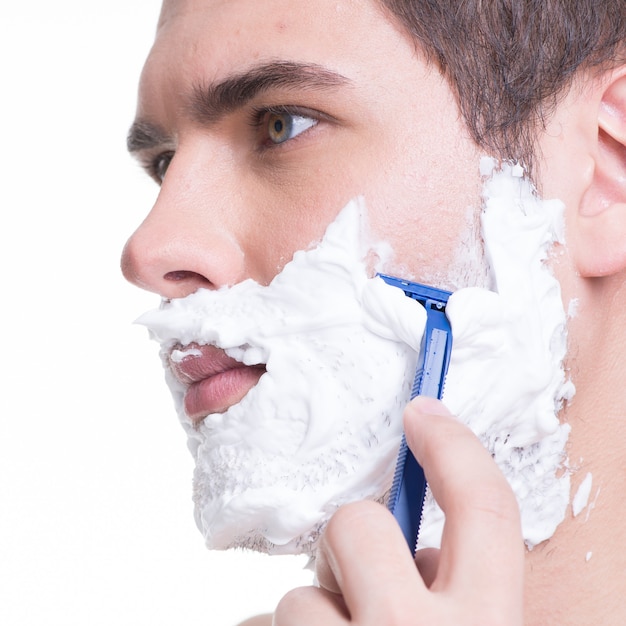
left=126, top=61, right=351, bottom=154
left=189, top=60, right=351, bottom=124
left=127, top=120, right=170, bottom=154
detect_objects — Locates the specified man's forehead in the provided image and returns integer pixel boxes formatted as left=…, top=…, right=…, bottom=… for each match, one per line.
left=146, top=0, right=404, bottom=85
left=156, top=0, right=390, bottom=32
left=158, top=0, right=193, bottom=29
left=158, top=0, right=299, bottom=29
left=157, top=0, right=218, bottom=29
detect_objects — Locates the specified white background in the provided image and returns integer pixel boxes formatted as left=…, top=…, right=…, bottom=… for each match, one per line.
left=0, top=3, right=311, bottom=624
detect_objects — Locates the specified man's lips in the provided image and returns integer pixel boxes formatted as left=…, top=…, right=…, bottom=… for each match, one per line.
left=169, top=344, right=266, bottom=423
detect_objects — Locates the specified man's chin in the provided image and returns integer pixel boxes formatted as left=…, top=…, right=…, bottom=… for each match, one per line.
left=206, top=523, right=324, bottom=557
left=195, top=490, right=390, bottom=557
left=193, top=495, right=326, bottom=557
left=194, top=441, right=398, bottom=556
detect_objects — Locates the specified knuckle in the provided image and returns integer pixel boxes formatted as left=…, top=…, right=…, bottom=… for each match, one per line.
left=471, top=482, right=521, bottom=526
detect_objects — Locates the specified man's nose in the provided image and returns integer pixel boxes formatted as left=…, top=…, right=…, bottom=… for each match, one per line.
left=121, top=149, right=246, bottom=299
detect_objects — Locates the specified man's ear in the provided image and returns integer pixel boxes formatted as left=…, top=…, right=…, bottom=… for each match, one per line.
left=576, top=66, right=626, bottom=277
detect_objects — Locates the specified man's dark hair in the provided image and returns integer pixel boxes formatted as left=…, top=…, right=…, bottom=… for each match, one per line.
left=381, top=0, right=626, bottom=171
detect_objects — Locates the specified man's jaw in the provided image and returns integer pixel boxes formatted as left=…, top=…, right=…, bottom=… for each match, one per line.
left=168, top=343, right=266, bottom=424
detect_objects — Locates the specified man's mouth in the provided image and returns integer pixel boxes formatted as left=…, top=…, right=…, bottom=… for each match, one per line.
left=168, top=343, right=266, bottom=424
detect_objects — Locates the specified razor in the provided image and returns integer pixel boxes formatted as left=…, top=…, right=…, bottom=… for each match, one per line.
left=378, top=274, right=453, bottom=555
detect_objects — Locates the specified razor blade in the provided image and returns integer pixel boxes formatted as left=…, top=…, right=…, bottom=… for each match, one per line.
left=378, top=274, right=453, bottom=554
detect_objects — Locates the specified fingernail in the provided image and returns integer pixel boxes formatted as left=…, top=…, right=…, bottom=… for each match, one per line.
left=410, top=396, right=451, bottom=416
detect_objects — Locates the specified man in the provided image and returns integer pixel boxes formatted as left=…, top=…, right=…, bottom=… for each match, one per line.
left=122, top=0, right=626, bottom=623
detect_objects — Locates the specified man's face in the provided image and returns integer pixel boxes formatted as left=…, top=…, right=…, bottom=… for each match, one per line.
left=122, top=0, right=574, bottom=556
left=122, top=0, right=491, bottom=553
left=123, top=0, right=486, bottom=298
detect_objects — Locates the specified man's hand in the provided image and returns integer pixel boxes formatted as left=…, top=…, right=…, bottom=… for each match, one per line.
left=273, top=396, right=524, bottom=625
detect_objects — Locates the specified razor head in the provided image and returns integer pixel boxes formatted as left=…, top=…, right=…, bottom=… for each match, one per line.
left=378, top=274, right=453, bottom=554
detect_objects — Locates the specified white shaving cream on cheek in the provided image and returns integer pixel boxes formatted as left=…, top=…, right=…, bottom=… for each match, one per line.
left=138, top=199, right=425, bottom=554
left=138, top=160, right=574, bottom=556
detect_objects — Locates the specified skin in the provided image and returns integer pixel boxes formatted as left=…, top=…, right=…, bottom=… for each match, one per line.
left=122, top=0, right=626, bottom=623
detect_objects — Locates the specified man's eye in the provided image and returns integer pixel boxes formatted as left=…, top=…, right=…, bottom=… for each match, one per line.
left=265, top=112, right=318, bottom=145
left=151, top=151, right=174, bottom=183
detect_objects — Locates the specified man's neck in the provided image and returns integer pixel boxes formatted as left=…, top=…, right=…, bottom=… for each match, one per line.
left=524, top=276, right=626, bottom=623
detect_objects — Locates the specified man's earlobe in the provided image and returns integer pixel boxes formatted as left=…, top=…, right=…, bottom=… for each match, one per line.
left=576, top=67, right=626, bottom=277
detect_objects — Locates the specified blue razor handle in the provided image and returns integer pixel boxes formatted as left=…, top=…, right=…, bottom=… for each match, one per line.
left=378, top=274, right=453, bottom=554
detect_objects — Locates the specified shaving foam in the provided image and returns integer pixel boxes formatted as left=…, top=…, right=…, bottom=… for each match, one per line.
left=572, top=473, right=593, bottom=518
left=139, top=199, right=424, bottom=554
left=138, top=159, right=573, bottom=555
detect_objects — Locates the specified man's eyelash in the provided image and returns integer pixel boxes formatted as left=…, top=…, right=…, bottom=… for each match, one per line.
left=137, top=151, right=174, bottom=184
left=248, top=104, right=321, bottom=129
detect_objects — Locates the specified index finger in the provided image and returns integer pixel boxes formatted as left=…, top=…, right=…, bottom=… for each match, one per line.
left=405, top=397, right=524, bottom=601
